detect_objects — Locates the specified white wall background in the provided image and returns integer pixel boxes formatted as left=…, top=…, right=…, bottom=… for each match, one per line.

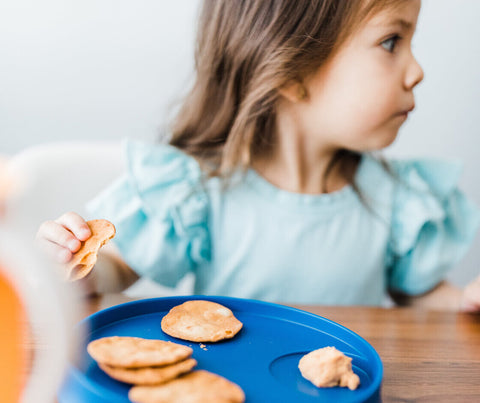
left=0, top=0, right=200, bottom=151
left=1, top=0, right=479, bottom=287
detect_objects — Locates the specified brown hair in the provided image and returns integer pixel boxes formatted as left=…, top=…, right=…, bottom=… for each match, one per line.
left=169, top=0, right=403, bottom=186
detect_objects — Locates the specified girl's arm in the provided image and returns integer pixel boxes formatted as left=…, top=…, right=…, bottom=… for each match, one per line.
left=389, top=278, right=480, bottom=312
left=85, top=243, right=139, bottom=295
left=389, top=281, right=461, bottom=311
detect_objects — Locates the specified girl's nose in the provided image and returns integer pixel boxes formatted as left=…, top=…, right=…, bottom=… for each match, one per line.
left=404, top=53, right=424, bottom=90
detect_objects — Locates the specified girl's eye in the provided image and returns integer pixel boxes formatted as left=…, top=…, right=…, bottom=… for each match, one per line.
left=381, top=34, right=401, bottom=53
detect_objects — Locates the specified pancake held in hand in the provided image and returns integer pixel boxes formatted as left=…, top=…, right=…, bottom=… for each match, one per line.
left=161, top=300, right=243, bottom=342
left=99, top=358, right=197, bottom=385
left=87, top=336, right=193, bottom=368
left=66, top=219, right=115, bottom=281
left=298, top=346, right=360, bottom=390
left=129, top=370, right=245, bottom=403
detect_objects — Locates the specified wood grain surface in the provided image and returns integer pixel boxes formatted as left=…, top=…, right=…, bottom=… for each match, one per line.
left=29, top=295, right=480, bottom=402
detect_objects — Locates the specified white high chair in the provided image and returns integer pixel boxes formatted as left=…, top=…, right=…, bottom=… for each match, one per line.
left=6, top=141, right=193, bottom=298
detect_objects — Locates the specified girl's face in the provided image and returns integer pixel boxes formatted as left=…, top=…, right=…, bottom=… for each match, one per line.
left=298, top=0, right=423, bottom=153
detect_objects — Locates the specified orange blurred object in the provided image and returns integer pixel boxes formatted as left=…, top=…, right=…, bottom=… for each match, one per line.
left=0, top=266, right=28, bottom=403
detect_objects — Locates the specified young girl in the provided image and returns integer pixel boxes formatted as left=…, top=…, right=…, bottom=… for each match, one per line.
left=37, top=0, right=480, bottom=310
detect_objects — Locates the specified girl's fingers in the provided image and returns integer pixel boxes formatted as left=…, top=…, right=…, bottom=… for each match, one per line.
left=35, top=212, right=92, bottom=267
left=37, top=220, right=82, bottom=253
left=462, top=300, right=480, bottom=313
left=35, top=237, right=73, bottom=264
left=461, top=279, right=480, bottom=312
left=55, top=212, right=91, bottom=241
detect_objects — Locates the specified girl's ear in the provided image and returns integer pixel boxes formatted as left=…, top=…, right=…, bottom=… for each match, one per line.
left=278, top=81, right=308, bottom=103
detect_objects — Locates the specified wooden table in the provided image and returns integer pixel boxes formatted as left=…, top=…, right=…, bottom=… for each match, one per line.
left=49, top=295, right=480, bottom=402
left=297, top=305, right=480, bottom=402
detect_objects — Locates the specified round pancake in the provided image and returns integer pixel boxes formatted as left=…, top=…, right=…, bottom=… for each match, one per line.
left=66, top=219, right=116, bottom=281
left=99, top=358, right=197, bottom=385
left=128, top=370, right=245, bottom=403
left=87, top=336, right=193, bottom=368
left=161, top=300, right=243, bottom=342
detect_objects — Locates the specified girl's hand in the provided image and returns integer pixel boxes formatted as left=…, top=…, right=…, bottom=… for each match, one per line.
left=36, top=212, right=92, bottom=264
left=36, top=212, right=99, bottom=296
left=36, top=213, right=138, bottom=296
left=460, top=275, right=480, bottom=312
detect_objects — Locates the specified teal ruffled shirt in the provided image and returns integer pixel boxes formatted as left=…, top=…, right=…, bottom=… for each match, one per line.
left=87, top=140, right=480, bottom=305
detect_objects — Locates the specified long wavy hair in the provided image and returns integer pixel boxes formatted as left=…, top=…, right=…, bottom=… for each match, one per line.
left=169, top=0, right=402, bottom=188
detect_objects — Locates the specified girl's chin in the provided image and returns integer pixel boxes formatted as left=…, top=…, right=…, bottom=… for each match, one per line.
left=372, top=127, right=401, bottom=150
left=339, top=125, right=401, bottom=153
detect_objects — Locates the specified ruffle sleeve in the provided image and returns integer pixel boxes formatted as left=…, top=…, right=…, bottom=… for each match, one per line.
left=386, top=159, right=480, bottom=295
left=86, top=140, right=211, bottom=288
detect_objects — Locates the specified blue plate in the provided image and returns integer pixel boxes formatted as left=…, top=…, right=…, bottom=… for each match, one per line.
left=58, top=296, right=382, bottom=402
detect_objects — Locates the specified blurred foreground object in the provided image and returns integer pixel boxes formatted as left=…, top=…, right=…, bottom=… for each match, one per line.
left=0, top=159, right=82, bottom=403
left=0, top=156, right=19, bottom=218
left=0, top=258, right=27, bottom=402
